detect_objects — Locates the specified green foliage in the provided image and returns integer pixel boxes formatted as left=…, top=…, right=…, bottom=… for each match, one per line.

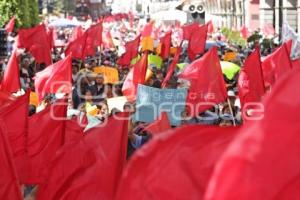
left=0, top=0, right=40, bottom=29
left=221, top=27, right=247, bottom=47
left=247, top=31, right=262, bottom=43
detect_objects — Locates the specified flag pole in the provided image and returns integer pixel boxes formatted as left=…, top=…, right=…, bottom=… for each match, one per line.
left=227, top=98, right=236, bottom=126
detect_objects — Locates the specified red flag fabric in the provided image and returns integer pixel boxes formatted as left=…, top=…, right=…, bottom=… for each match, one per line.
left=159, top=31, right=172, bottom=60
left=141, top=22, right=154, bottom=37
left=115, top=125, right=239, bottom=200
left=37, top=113, right=129, bottom=200
left=122, top=52, right=148, bottom=102
left=207, top=20, right=214, bottom=34
left=179, top=47, right=227, bottom=116
left=0, top=51, right=21, bottom=93
left=103, top=31, right=115, bottom=49
left=182, top=22, right=199, bottom=40
left=69, top=26, right=84, bottom=43
left=0, top=121, right=23, bottom=200
left=47, top=28, right=55, bottom=50
left=240, top=25, right=250, bottom=39
left=144, top=112, right=171, bottom=136
left=238, top=48, right=265, bottom=108
left=34, top=55, right=72, bottom=101
left=65, top=22, right=102, bottom=60
left=0, top=91, right=29, bottom=183
left=187, top=24, right=208, bottom=61
left=262, top=42, right=292, bottom=87
left=18, top=24, right=52, bottom=66
left=5, top=17, right=15, bottom=33
left=161, top=45, right=182, bottom=88
left=205, top=66, right=300, bottom=200
left=117, top=35, right=140, bottom=67
left=0, top=90, right=15, bottom=106
left=26, top=100, right=67, bottom=184
left=64, top=116, right=85, bottom=146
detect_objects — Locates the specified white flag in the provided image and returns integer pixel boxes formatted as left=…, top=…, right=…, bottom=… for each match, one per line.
left=282, top=22, right=300, bottom=60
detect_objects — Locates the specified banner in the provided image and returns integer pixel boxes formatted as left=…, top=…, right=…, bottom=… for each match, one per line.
left=148, top=54, right=162, bottom=68
left=141, top=36, right=154, bottom=52
left=282, top=22, right=300, bottom=60
left=134, top=85, right=187, bottom=126
left=93, top=66, right=119, bottom=84
left=107, top=96, right=128, bottom=113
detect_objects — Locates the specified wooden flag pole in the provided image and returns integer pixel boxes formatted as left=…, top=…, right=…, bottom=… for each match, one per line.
left=227, top=98, right=237, bottom=126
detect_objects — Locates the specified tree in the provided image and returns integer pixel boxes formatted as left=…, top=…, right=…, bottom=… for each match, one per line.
left=0, top=0, right=39, bottom=29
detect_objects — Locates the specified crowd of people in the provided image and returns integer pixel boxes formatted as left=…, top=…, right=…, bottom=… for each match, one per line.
left=0, top=14, right=286, bottom=199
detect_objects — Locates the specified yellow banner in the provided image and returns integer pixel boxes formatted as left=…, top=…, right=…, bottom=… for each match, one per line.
left=224, top=52, right=237, bottom=61
left=141, top=36, right=154, bottom=52
left=93, top=66, right=119, bottom=84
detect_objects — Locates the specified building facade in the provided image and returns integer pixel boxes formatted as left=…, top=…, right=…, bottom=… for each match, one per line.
left=204, top=0, right=260, bottom=31
left=260, top=0, right=300, bottom=34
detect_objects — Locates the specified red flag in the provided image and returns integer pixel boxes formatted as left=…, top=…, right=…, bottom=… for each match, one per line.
left=205, top=66, right=300, bottom=200
left=162, top=45, right=182, bottom=88
left=117, top=35, right=140, bottom=67
left=0, top=51, right=21, bottom=93
left=34, top=55, right=72, bottom=101
left=179, top=47, right=227, bottom=116
left=64, top=117, right=85, bottom=146
left=238, top=48, right=265, bottom=108
left=0, top=122, right=23, bottom=200
left=69, top=26, right=84, bottom=43
left=37, top=113, right=129, bottom=200
left=0, top=91, right=29, bottom=183
left=18, top=24, right=52, bottom=66
left=26, top=100, right=67, bottom=184
left=47, top=28, right=55, bottom=50
left=160, top=31, right=172, bottom=60
left=187, top=24, right=208, bottom=61
left=103, top=31, right=115, bottom=49
left=207, top=20, right=214, bottom=34
left=182, top=22, right=199, bottom=40
left=144, top=112, right=171, bottom=136
left=141, top=22, right=154, bottom=37
left=65, top=22, right=102, bottom=60
left=122, top=52, right=148, bottom=102
left=262, top=42, right=292, bottom=87
left=240, top=25, right=250, bottom=39
left=116, top=125, right=239, bottom=200
left=5, top=17, right=15, bottom=33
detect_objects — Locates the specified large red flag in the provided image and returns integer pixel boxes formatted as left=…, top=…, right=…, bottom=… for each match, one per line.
left=144, top=112, right=171, bottom=136
left=116, top=125, right=239, bottom=200
left=65, top=34, right=86, bottom=60
left=64, top=116, right=85, bottom=146
left=0, top=122, right=23, bottom=200
left=5, top=17, right=15, bottom=33
left=0, top=50, right=21, bottom=93
left=160, top=31, right=172, bottom=60
left=18, top=24, right=52, bottom=66
left=0, top=91, right=29, bottom=183
left=205, top=66, right=300, bottom=200
left=180, top=47, right=228, bottom=116
left=34, top=55, right=72, bottom=101
left=238, top=48, right=265, bottom=108
left=37, top=113, right=129, bottom=200
left=182, top=22, right=199, bottom=40
left=161, top=45, right=182, bottom=88
left=26, top=99, right=67, bottom=184
left=262, top=42, right=292, bottom=87
left=187, top=24, right=208, bottom=61
left=122, top=52, right=148, bottom=102
left=117, top=35, right=141, bottom=67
